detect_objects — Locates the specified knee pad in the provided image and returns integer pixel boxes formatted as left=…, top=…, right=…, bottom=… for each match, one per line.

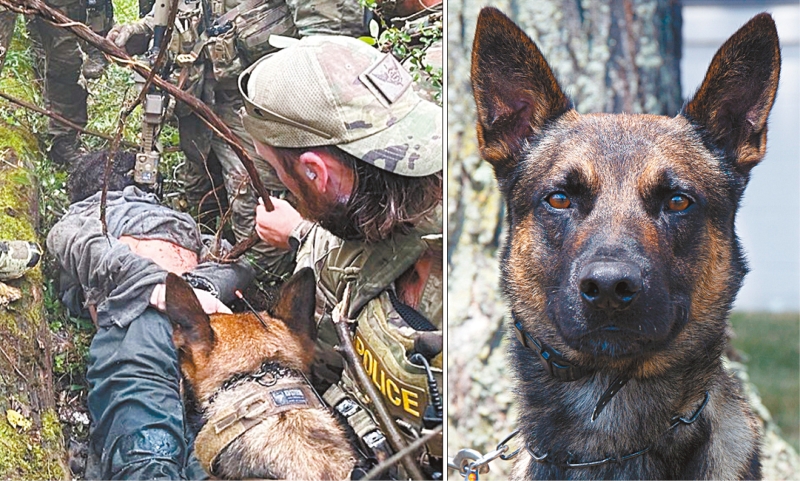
left=108, top=428, right=184, bottom=477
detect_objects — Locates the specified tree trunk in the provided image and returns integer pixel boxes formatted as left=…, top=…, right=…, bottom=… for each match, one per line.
left=447, top=1, right=791, bottom=479
left=0, top=143, right=68, bottom=478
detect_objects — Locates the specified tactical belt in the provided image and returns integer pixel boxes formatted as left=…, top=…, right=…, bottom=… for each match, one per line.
left=195, top=362, right=324, bottom=475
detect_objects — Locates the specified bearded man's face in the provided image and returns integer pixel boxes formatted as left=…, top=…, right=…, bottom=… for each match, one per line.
left=292, top=187, right=365, bottom=241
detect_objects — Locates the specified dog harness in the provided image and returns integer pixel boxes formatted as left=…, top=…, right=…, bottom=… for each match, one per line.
left=194, top=361, right=325, bottom=476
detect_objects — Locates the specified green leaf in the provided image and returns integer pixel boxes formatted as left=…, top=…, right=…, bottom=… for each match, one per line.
left=369, top=19, right=380, bottom=39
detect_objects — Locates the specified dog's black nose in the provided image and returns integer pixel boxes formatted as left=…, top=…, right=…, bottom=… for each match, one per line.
left=579, top=261, right=642, bottom=311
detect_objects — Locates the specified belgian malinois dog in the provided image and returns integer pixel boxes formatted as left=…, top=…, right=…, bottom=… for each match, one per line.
left=470, top=8, right=780, bottom=479
left=164, top=268, right=357, bottom=479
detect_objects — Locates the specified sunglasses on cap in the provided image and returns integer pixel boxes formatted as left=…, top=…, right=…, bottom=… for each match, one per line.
left=237, top=57, right=333, bottom=140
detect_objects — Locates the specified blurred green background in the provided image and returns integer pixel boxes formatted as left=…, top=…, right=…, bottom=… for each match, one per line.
left=730, top=312, right=800, bottom=453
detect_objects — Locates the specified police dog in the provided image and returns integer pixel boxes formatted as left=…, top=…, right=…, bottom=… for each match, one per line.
left=470, top=8, right=780, bottom=480
left=164, top=268, right=357, bottom=479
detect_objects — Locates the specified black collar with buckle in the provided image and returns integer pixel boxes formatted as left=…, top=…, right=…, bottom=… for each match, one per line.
left=512, top=317, right=593, bottom=382
left=512, top=312, right=630, bottom=421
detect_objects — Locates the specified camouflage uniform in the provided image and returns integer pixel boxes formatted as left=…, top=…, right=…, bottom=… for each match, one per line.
left=82, top=0, right=114, bottom=79
left=172, top=0, right=367, bottom=281
left=240, top=36, right=443, bottom=477
left=0, top=1, right=88, bottom=164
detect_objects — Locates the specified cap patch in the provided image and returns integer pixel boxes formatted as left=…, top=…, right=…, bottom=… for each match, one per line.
left=345, top=120, right=373, bottom=130
left=360, top=54, right=412, bottom=105
left=362, top=144, right=409, bottom=173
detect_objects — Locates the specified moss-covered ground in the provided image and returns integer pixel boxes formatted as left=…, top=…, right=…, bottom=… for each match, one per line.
left=0, top=0, right=184, bottom=477
left=0, top=19, right=67, bottom=478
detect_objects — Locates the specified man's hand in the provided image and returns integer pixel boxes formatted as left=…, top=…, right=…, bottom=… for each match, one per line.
left=149, top=284, right=232, bottom=315
left=254, top=197, right=303, bottom=250
left=107, top=21, right=152, bottom=55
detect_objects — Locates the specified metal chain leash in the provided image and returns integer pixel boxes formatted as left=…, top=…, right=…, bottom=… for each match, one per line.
left=446, top=390, right=709, bottom=478
left=447, top=430, right=521, bottom=480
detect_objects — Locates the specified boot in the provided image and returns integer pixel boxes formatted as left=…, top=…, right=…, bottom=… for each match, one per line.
left=49, top=135, right=84, bottom=166
left=83, top=46, right=109, bottom=80
left=0, top=241, right=42, bottom=281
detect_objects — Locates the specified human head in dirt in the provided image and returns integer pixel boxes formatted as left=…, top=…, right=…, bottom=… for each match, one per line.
left=68, top=150, right=138, bottom=203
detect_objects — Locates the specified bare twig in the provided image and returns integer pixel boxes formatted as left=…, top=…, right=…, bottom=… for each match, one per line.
left=332, top=284, right=427, bottom=481
left=0, top=344, right=26, bottom=381
left=0, top=91, right=139, bottom=149
left=222, top=232, right=260, bottom=261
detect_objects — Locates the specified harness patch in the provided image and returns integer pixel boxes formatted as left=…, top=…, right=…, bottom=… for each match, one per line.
left=271, top=388, right=309, bottom=407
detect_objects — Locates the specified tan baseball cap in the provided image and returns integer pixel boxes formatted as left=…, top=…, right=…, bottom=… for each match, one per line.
left=239, top=35, right=442, bottom=177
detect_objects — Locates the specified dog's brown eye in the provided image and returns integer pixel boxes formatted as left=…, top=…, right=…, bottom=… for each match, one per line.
left=667, top=194, right=692, bottom=212
left=548, top=193, right=571, bottom=209
left=547, top=193, right=571, bottom=209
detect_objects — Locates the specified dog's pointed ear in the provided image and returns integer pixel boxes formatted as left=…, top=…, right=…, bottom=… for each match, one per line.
left=683, top=13, right=780, bottom=176
left=471, top=7, right=571, bottom=178
left=165, top=273, right=215, bottom=355
left=272, top=267, right=317, bottom=342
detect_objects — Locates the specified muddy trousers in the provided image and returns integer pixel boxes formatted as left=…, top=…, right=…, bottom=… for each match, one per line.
left=85, top=308, right=206, bottom=480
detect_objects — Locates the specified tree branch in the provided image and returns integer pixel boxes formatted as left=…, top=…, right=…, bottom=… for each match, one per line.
left=0, top=91, right=139, bottom=149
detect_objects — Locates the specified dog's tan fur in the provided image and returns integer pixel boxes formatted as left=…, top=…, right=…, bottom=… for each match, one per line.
left=471, top=7, right=780, bottom=479
left=165, top=268, right=356, bottom=479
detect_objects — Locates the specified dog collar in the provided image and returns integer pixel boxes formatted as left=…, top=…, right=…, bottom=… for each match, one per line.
left=526, top=390, right=710, bottom=469
left=512, top=314, right=630, bottom=421
left=512, top=316, right=592, bottom=382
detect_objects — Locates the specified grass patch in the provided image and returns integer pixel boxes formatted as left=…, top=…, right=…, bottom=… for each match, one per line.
left=730, top=311, right=800, bottom=453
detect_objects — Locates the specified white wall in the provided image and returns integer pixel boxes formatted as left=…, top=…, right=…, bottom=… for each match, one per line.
left=682, top=5, right=800, bottom=312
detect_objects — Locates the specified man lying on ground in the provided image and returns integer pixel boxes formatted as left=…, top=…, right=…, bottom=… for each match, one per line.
left=48, top=151, right=253, bottom=480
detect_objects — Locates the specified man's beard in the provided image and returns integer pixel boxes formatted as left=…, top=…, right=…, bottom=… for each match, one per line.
left=294, top=188, right=365, bottom=241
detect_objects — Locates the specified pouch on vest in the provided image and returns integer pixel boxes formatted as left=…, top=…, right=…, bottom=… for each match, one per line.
left=234, top=0, right=296, bottom=65
left=350, top=292, right=443, bottom=459
left=205, top=0, right=297, bottom=81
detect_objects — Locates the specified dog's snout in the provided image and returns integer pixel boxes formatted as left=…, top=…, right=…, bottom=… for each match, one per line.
left=579, top=261, right=642, bottom=311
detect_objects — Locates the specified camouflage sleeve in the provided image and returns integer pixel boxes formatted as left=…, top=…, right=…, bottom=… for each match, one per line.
left=284, top=0, right=366, bottom=38
left=293, top=222, right=344, bottom=324
left=46, top=210, right=167, bottom=328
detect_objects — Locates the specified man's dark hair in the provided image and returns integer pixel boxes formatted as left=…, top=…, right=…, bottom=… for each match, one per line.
left=68, top=150, right=137, bottom=203
left=274, top=146, right=442, bottom=242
